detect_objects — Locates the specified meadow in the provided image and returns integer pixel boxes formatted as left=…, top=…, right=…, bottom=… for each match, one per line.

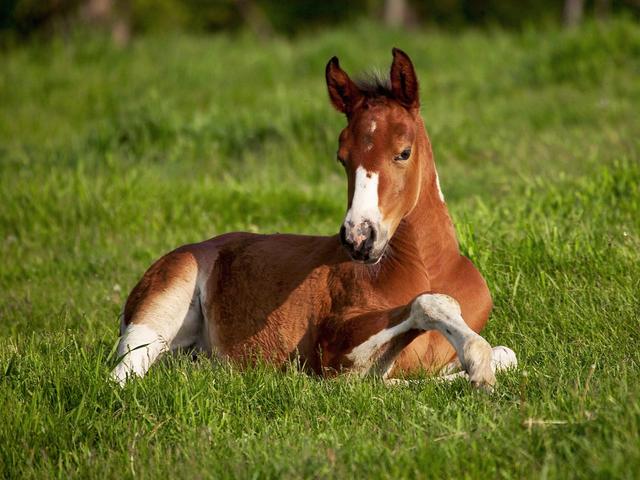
left=1, top=19, right=639, bottom=478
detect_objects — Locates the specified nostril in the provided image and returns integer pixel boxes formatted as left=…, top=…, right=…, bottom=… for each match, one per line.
left=363, top=231, right=375, bottom=253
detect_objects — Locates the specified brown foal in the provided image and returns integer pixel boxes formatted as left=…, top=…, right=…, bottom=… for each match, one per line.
left=111, top=48, right=516, bottom=389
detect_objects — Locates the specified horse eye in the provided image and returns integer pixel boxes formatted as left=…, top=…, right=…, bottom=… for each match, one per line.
left=394, top=148, right=411, bottom=161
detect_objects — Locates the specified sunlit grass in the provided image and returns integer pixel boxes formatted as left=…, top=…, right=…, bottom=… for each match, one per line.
left=1, top=19, right=639, bottom=478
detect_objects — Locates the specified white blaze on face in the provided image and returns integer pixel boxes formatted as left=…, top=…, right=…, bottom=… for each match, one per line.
left=345, top=166, right=381, bottom=228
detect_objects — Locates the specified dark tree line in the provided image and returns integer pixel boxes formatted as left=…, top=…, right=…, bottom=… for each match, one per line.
left=2, top=0, right=639, bottom=45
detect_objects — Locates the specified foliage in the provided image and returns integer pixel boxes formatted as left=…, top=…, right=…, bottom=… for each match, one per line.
left=1, top=19, right=639, bottom=478
left=2, top=0, right=640, bottom=42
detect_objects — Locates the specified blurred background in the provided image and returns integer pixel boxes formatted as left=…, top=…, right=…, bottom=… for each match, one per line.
left=2, top=0, right=640, bottom=46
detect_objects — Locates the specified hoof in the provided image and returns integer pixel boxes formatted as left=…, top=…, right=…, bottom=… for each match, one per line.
left=491, top=346, right=518, bottom=372
left=383, top=378, right=411, bottom=386
left=463, top=337, right=496, bottom=392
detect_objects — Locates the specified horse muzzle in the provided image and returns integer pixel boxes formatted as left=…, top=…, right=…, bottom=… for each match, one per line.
left=339, top=220, right=387, bottom=264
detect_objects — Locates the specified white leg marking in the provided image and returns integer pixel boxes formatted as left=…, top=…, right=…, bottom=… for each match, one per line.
left=168, top=295, right=206, bottom=352
left=438, top=371, right=470, bottom=383
left=110, top=324, right=168, bottom=386
left=440, top=346, right=518, bottom=378
left=411, top=294, right=495, bottom=390
left=387, top=345, right=517, bottom=387
left=384, top=378, right=416, bottom=386
left=439, top=346, right=518, bottom=377
left=346, top=319, right=415, bottom=375
left=109, top=254, right=204, bottom=386
left=344, top=294, right=500, bottom=390
left=440, top=356, right=463, bottom=376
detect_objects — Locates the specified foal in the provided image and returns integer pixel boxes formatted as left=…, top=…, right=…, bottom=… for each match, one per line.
left=111, top=49, right=516, bottom=388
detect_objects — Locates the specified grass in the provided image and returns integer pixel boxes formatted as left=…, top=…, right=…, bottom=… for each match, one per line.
left=1, top=18, right=639, bottom=478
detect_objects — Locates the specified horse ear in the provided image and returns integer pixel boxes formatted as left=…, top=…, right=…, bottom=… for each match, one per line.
left=390, top=47, right=419, bottom=109
left=325, top=56, right=363, bottom=116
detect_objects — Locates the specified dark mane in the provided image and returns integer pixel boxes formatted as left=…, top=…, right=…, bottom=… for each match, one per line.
left=354, top=72, right=394, bottom=99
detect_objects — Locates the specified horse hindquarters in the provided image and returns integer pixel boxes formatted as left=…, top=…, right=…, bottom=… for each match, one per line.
left=111, top=249, right=206, bottom=385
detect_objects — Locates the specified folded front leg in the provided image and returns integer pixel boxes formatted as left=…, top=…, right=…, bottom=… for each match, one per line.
left=318, top=293, right=496, bottom=390
left=410, top=293, right=496, bottom=390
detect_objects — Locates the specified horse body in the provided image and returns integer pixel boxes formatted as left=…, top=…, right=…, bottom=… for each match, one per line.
left=111, top=49, right=514, bottom=388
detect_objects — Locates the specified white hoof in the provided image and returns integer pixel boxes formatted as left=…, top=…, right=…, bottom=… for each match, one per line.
left=491, top=346, right=517, bottom=372
left=384, top=378, right=412, bottom=386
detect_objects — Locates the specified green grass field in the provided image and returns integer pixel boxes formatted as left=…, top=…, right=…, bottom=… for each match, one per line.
left=1, top=19, right=639, bottom=478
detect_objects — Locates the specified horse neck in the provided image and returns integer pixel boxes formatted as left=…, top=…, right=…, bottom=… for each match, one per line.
left=387, top=117, right=461, bottom=281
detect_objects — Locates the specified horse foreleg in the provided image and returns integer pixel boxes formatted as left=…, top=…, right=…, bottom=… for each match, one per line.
left=408, top=293, right=497, bottom=390
left=320, top=293, right=498, bottom=390
left=440, top=345, right=518, bottom=379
